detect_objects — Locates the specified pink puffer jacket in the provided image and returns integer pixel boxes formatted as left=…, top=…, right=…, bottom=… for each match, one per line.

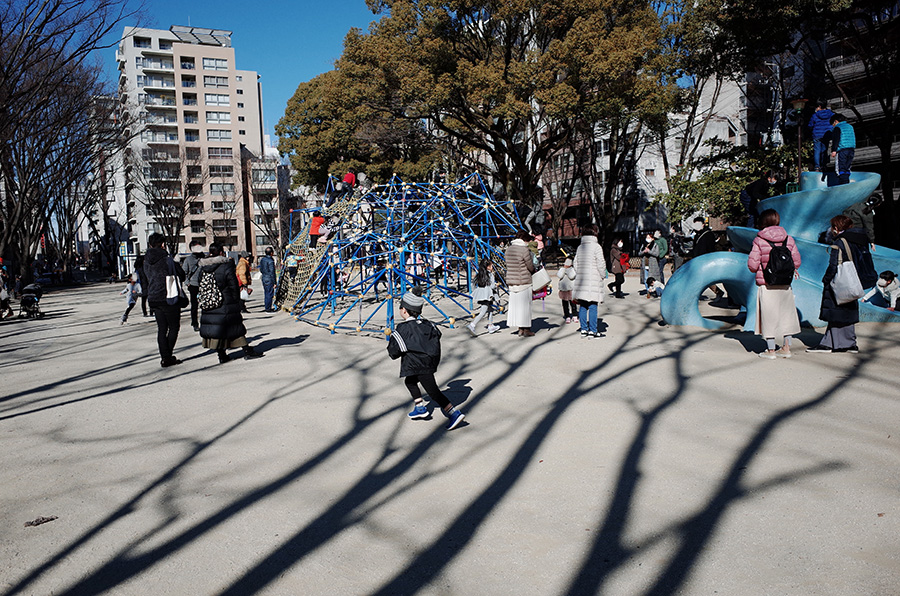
left=747, top=225, right=801, bottom=286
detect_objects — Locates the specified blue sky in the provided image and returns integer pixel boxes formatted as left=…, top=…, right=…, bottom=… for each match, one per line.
left=105, top=0, right=379, bottom=145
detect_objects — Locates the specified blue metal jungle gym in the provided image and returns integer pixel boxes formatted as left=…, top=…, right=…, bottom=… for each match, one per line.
left=275, top=173, right=522, bottom=336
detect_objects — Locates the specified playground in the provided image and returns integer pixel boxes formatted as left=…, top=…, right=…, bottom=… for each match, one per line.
left=1, top=276, right=898, bottom=596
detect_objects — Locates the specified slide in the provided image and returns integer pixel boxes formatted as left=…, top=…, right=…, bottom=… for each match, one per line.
left=661, top=171, right=900, bottom=330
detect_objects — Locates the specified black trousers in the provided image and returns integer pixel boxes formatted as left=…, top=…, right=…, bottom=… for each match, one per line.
left=562, top=300, right=577, bottom=318
left=404, top=374, right=451, bottom=410
left=152, top=304, right=181, bottom=361
left=609, top=272, right=625, bottom=295
left=188, top=285, right=200, bottom=328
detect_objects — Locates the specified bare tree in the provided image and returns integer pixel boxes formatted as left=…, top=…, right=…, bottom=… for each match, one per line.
left=130, top=145, right=207, bottom=255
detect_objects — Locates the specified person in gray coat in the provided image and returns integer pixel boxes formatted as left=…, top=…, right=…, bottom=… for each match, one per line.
left=181, top=240, right=205, bottom=332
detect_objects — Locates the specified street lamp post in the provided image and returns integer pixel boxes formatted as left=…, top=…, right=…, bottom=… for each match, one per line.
left=791, top=98, right=808, bottom=183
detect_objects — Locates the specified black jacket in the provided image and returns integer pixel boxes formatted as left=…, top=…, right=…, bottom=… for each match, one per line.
left=387, top=317, right=442, bottom=377
left=143, top=247, right=185, bottom=307
left=819, top=229, right=874, bottom=324
left=198, top=256, right=246, bottom=341
left=691, top=228, right=717, bottom=259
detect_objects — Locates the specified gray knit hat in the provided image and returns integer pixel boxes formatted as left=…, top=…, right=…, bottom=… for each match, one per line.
left=400, top=286, right=425, bottom=314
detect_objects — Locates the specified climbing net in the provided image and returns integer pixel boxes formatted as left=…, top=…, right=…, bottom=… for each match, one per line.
left=275, top=173, right=522, bottom=336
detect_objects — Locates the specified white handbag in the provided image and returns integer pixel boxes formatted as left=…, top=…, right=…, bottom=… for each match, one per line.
left=532, top=267, right=551, bottom=290
left=831, top=238, right=865, bottom=305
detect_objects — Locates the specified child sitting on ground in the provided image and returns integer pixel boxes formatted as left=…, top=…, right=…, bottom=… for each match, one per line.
left=862, top=271, right=898, bottom=311
left=647, top=277, right=665, bottom=298
left=387, top=286, right=466, bottom=430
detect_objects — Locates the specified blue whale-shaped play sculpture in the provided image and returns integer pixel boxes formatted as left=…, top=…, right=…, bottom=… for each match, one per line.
left=660, top=171, right=900, bottom=329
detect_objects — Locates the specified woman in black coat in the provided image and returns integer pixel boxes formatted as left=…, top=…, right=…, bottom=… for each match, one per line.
left=198, top=243, right=263, bottom=363
left=808, top=215, right=874, bottom=354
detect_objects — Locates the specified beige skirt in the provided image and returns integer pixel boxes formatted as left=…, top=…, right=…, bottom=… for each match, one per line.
left=202, top=336, right=249, bottom=350
left=755, top=285, right=800, bottom=341
left=507, top=284, right=533, bottom=328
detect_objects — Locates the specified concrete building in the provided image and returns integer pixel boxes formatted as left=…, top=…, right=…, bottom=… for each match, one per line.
left=115, top=25, right=265, bottom=255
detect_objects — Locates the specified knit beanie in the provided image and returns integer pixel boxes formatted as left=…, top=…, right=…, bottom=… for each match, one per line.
left=400, top=286, right=425, bottom=315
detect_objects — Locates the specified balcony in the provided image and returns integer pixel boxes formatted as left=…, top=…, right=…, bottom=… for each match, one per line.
left=142, top=78, right=176, bottom=90
left=141, top=96, right=177, bottom=109
left=142, top=132, right=179, bottom=144
left=828, top=56, right=866, bottom=83
left=148, top=171, right=180, bottom=181
left=143, top=115, right=178, bottom=127
left=853, top=138, right=900, bottom=166
left=140, top=60, right=175, bottom=73
left=144, top=151, right=179, bottom=162
left=183, top=97, right=198, bottom=106
left=141, top=46, right=174, bottom=56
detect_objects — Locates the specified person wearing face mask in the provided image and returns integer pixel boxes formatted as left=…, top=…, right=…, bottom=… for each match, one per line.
left=608, top=239, right=626, bottom=299
left=740, top=171, right=778, bottom=228
left=639, top=232, right=658, bottom=295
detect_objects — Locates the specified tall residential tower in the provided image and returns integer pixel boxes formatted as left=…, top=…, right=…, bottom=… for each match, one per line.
left=116, top=25, right=265, bottom=255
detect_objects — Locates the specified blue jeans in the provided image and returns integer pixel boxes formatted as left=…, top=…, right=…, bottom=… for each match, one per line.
left=836, top=148, right=854, bottom=184
left=813, top=138, right=828, bottom=171
left=578, top=301, right=597, bottom=334
left=262, top=279, right=276, bottom=311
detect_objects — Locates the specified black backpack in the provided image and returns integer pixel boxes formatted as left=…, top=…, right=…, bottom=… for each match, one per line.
left=763, top=239, right=795, bottom=286
left=198, top=270, right=223, bottom=310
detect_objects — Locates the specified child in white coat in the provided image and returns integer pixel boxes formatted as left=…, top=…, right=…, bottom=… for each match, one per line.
left=557, top=258, right=577, bottom=323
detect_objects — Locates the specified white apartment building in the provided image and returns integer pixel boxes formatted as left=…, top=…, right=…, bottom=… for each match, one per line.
left=116, top=25, right=265, bottom=255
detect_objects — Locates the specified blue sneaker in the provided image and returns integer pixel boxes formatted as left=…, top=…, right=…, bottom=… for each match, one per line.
left=445, top=409, right=465, bottom=430
left=408, top=404, right=429, bottom=420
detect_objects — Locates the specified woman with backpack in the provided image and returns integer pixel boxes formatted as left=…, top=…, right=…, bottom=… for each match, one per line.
left=198, top=243, right=263, bottom=363
left=747, top=209, right=802, bottom=359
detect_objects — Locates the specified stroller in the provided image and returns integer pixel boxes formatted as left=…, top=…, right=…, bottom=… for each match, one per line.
left=19, top=283, right=44, bottom=319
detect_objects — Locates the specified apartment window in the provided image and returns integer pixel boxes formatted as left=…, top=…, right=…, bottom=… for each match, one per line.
left=189, top=202, right=204, bottom=215
left=210, top=183, right=236, bottom=195
left=209, top=165, right=233, bottom=177
left=187, top=165, right=202, bottom=178
left=235, top=75, right=243, bottom=82
left=645, top=169, right=655, bottom=177
left=185, top=129, right=200, bottom=142
left=204, top=75, right=229, bottom=89
left=252, top=169, right=276, bottom=183
left=181, top=75, right=196, bottom=88
left=236, top=89, right=243, bottom=95
left=183, top=93, right=198, bottom=106
left=202, top=57, right=228, bottom=71
left=180, top=57, right=195, bottom=70
left=206, top=111, right=231, bottom=124
left=255, top=235, right=272, bottom=246
left=135, top=57, right=145, bottom=68
left=238, top=129, right=245, bottom=135
left=237, top=115, right=245, bottom=122
left=204, top=93, right=230, bottom=106
left=159, top=40, right=173, bottom=51
left=211, top=201, right=226, bottom=212
left=207, top=129, right=232, bottom=142
left=208, top=147, right=233, bottom=159
left=237, top=102, right=244, bottom=108
left=190, top=220, right=206, bottom=234
left=212, top=220, right=237, bottom=233
left=186, top=184, right=202, bottom=197
left=186, top=147, right=201, bottom=160
left=191, top=236, right=206, bottom=245
left=134, top=37, right=151, bottom=48
left=183, top=111, right=198, bottom=124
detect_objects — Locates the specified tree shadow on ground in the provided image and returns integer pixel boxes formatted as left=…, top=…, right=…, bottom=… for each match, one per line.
left=1, top=304, right=873, bottom=596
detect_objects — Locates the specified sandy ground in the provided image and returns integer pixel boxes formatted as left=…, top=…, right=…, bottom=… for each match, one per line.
left=1, top=275, right=898, bottom=596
